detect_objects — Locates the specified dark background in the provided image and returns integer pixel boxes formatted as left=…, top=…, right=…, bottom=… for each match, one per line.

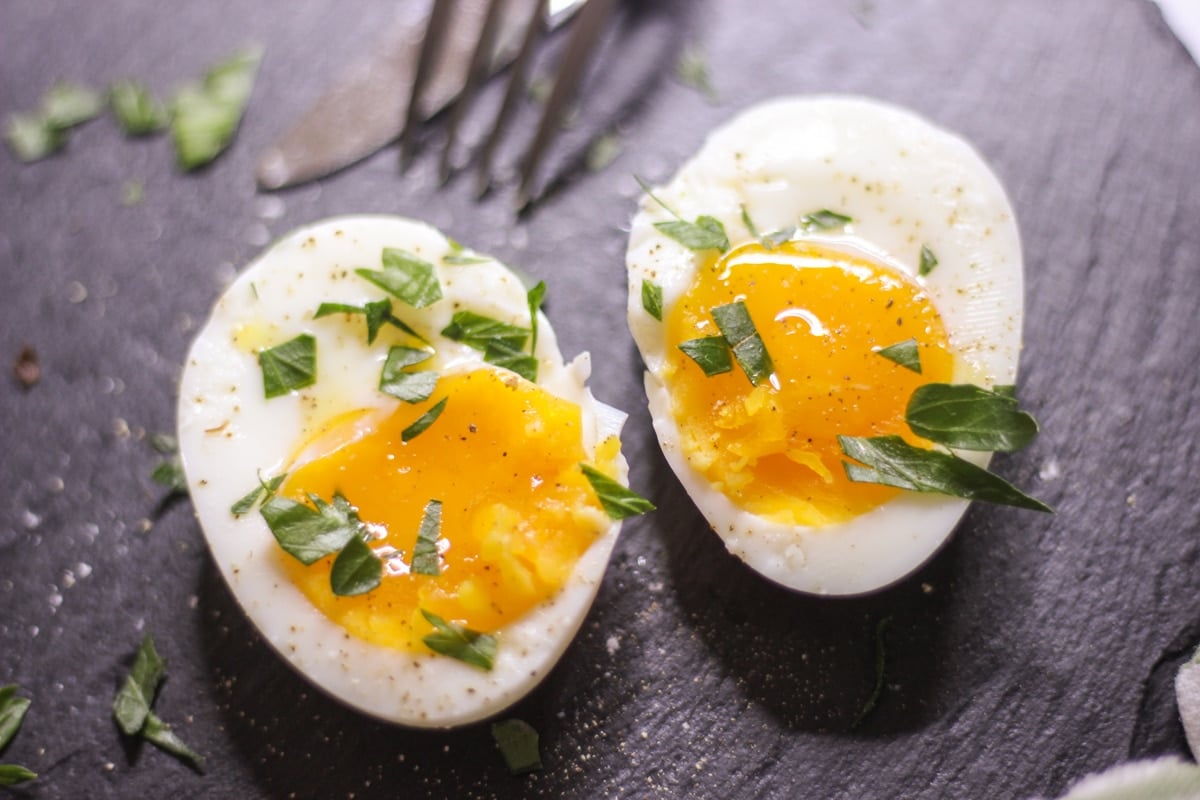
left=3, top=1, right=1199, bottom=798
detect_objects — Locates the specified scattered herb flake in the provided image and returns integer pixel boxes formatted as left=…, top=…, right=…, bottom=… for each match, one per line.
left=674, top=46, right=718, bottom=103
left=142, top=712, right=205, bottom=771
left=0, top=765, right=37, bottom=786
left=919, top=244, right=938, bottom=277
left=402, top=397, right=447, bottom=443
left=259, top=333, right=316, bottom=399
left=421, top=609, right=497, bottom=671
left=109, top=80, right=169, bottom=135
left=112, top=634, right=203, bottom=771
left=875, top=338, right=922, bottom=374
left=4, top=112, right=64, bottom=162
left=41, top=81, right=103, bottom=129
left=740, top=205, right=794, bottom=250
left=799, top=209, right=853, bottom=230
left=839, top=435, right=1052, bottom=512
left=492, top=719, right=543, bottom=775
left=120, top=178, right=145, bottom=206
left=654, top=215, right=730, bottom=253
left=330, top=533, right=382, bottom=596
left=411, top=499, right=443, bottom=576
left=642, top=280, right=664, bottom=321
left=441, top=311, right=529, bottom=353
left=112, top=633, right=165, bottom=736
left=230, top=471, right=286, bottom=517
left=852, top=616, right=892, bottom=729
left=906, top=383, right=1039, bottom=452
left=443, top=251, right=491, bottom=266
left=355, top=248, right=443, bottom=308
left=379, top=345, right=437, bottom=403
left=678, top=335, right=733, bottom=377
left=586, top=130, right=622, bottom=172
left=260, top=492, right=364, bottom=565
left=0, top=685, right=32, bottom=752
left=315, top=298, right=397, bottom=345
left=527, top=281, right=546, bottom=355
left=580, top=464, right=656, bottom=520
left=711, top=301, right=774, bottom=386
left=484, top=341, right=538, bottom=382
left=171, top=46, right=262, bottom=170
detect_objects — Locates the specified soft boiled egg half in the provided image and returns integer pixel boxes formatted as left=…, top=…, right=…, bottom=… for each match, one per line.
left=179, top=215, right=644, bottom=727
left=627, top=95, right=1040, bottom=596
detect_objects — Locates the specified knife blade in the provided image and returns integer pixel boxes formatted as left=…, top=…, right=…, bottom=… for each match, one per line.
left=256, top=0, right=545, bottom=190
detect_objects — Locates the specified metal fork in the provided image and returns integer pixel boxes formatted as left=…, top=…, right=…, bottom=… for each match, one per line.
left=400, top=0, right=619, bottom=209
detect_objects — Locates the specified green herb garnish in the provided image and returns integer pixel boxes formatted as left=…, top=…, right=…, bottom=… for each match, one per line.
left=171, top=46, right=262, bottom=170
left=838, top=435, right=1051, bottom=512
left=492, top=719, right=542, bottom=775
left=875, top=338, right=922, bottom=374
left=0, top=685, right=35, bottom=786
left=919, top=244, right=938, bottom=277
left=330, top=534, right=382, bottom=596
left=315, top=299, right=390, bottom=344
left=356, top=248, right=443, bottom=308
left=259, top=333, right=316, bottom=399
left=635, top=176, right=729, bottom=253
left=641, top=280, right=664, bottom=321
left=109, top=80, right=168, bottom=135
left=441, top=311, right=529, bottom=352
left=4, top=113, right=64, bottom=162
left=150, top=460, right=187, bottom=492
left=678, top=336, right=733, bottom=376
left=442, top=238, right=492, bottom=265
left=411, top=499, right=443, bottom=576
left=4, top=81, right=102, bottom=163
left=852, top=616, right=892, bottom=729
left=527, top=281, right=546, bottom=355
left=906, top=383, right=1038, bottom=452
left=740, top=205, right=795, bottom=250
left=674, top=46, right=718, bottom=103
left=421, top=609, right=497, bottom=671
left=580, top=464, right=656, bottom=520
left=379, top=345, right=438, bottom=403
left=586, top=130, right=622, bottom=172
left=484, top=341, right=538, bottom=383
left=260, top=492, right=364, bottom=565
left=711, top=301, right=774, bottom=386
left=402, top=397, right=447, bottom=443
left=41, top=81, right=103, bottom=129
left=112, top=634, right=204, bottom=770
left=799, top=209, right=853, bottom=230
left=230, top=471, right=286, bottom=517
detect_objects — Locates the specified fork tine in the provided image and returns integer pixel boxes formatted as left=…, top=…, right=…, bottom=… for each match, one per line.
left=475, top=0, right=547, bottom=198
left=514, top=0, right=617, bottom=209
left=438, top=0, right=510, bottom=185
left=400, top=0, right=457, bottom=171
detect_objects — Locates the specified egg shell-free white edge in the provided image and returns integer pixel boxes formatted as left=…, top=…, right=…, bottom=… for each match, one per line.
left=626, top=96, right=1025, bottom=595
left=179, top=215, right=628, bottom=727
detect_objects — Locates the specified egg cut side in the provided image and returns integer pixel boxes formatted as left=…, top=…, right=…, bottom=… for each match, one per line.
left=626, top=96, right=1025, bottom=596
left=179, top=215, right=630, bottom=727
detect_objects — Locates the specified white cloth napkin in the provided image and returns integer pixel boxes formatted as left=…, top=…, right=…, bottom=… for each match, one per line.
left=1154, top=0, right=1200, bottom=66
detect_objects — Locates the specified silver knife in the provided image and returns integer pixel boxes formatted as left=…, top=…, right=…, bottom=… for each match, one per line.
left=256, top=0, right=580, bottom=190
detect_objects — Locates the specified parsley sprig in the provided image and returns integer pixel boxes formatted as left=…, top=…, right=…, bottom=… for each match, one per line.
left=356, top=247, right=443, bottom=308
left=0, top=685, right=35, bottom=786
left=679, top=301, right=774, bottom=386
left=635, top=176, right=730, bottom=253
left=874, top=338, right=922, bottom=374
left=259, top=333, right=316, bottom=399
left=112, top=634, right=204, bottom=771
left=580, top=465, right=656, bottom=519
left=421, top=610, right=497, bottom=670
left=261, top=491, right=383, bottom=595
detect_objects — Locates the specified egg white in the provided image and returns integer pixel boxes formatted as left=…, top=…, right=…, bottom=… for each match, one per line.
left=626, top=96, right=1024, bottom=595
left=179, top=215, right=627, bottom=727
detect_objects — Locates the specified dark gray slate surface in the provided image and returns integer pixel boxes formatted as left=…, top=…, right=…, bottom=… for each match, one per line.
left=2, top=1, right=1198, bottom=798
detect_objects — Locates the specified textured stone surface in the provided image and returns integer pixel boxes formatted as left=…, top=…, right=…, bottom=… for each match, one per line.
left=2, top=1, right=1199, bottom=798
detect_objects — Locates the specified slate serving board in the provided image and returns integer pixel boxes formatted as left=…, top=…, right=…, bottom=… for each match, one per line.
left=2, top=1, right=1199, bottom=797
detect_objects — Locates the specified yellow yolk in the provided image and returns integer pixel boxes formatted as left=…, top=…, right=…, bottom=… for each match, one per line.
left=278, top=368, right=616, bottom=652
left=665, top=240, right=954, bottom=526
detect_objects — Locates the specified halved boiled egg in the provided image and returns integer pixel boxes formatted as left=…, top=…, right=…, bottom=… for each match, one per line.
left=179, top=215, right=637, bottom=727
left=626, top=96, right=1030, bottom=595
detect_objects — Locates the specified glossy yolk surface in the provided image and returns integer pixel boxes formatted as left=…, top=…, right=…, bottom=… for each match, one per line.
left=665, top=240, right=954, bottom=526
left=278, top=368, right=615, bottom=652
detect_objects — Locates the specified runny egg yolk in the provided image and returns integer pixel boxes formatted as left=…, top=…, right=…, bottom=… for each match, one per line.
left=278, top=368, right=616, bottom=652
left=665, top=240, right=955, bottom=526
